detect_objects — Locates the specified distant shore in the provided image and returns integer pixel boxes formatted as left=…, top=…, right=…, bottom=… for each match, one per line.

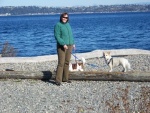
left=1, top=4, right=150, bottom=16
left=0, top=11, right=149, bottom=17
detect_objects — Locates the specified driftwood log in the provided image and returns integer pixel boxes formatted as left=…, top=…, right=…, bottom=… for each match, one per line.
left=0, top=71, right=150, bottom=82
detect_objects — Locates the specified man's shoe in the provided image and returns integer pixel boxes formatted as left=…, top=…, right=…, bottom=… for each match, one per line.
left=55, top=81, right=61, bottom=86
left=67, top=80, right=71, bottom=83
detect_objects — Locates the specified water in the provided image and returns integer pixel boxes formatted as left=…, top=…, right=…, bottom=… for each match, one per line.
left=0, top=12, right=150, bottom=57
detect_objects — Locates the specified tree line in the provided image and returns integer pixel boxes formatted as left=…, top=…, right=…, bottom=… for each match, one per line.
left=0, top=4, right=150, bottom=16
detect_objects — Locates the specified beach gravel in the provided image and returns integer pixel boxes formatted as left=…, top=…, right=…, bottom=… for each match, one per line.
left=0, top=53, right=150, bottom=112
left=0, top=79, right=150, bottom=113
left=0, top=54, right=150, bottom=72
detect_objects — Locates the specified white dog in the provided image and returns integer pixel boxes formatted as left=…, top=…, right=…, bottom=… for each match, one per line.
left=69, top=57, right=86, bottom=71
left=103, top=52, right=131, bottom=72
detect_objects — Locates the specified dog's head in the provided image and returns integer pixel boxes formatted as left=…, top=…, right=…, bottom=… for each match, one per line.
left=77, top=57, right=86, bottom=69
left=103, top=52, right=111, bottom=60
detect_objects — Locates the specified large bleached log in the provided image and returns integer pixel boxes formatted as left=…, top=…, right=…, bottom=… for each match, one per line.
left=0, top=71, right=150, bottom=82
left=69, top=71, right=150, bottom=82
left=0, top=71, right=53, bottom=80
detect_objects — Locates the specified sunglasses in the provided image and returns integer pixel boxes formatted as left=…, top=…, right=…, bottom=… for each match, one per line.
left=62, top=17, right=68, bottom=19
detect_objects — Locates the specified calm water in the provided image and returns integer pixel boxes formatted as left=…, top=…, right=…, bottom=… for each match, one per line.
left=0, top=12, right=150, bottom=57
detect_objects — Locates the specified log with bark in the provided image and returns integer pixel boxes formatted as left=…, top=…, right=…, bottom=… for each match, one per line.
left=0, top=71, right=150, bottom=82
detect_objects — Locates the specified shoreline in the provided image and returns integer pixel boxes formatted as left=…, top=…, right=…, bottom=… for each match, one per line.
left=0, top=49, right=150, bottom=63
left=0, top=49, right=150, bottom=72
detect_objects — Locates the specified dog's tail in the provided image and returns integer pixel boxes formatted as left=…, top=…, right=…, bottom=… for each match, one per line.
left=81, top=57, right=86, bottom=64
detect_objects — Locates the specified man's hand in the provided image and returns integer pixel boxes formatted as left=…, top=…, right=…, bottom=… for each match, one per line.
left=73, top=44, right=75, bottom=50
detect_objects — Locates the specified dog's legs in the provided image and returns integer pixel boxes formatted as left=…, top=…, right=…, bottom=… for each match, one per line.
left=123, top=63, right=131, bottom=72
left=122, top=68, right=126, bottom=72
left=109, top=66, right=113, bottom=72
left=122, top=65, right=127, bottom=72
left=80, top=69, right=84, bottom=71
left=127, top=63, right=131, bottom=71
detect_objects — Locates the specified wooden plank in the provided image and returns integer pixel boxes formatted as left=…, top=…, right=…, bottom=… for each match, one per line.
left=0, top=71, right=150, bottom=82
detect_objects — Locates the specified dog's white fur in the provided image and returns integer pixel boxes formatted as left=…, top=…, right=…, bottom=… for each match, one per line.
left=69, top=57, right=86, bottom=71
left=103, top=52, right=131, bottom=72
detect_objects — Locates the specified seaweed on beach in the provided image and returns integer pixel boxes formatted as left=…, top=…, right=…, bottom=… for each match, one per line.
left=1, top=41, right=16, bottom=57
left=105, top=86, right=150, bottom=113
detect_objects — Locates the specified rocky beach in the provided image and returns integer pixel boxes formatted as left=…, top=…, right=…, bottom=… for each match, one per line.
left=0, top=49, right=150, bottom=113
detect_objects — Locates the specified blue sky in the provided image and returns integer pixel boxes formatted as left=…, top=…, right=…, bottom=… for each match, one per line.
left=0, top=0, right=150, bottom=7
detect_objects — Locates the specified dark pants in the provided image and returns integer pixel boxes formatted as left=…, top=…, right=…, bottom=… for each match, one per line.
left=55, top=45, right=73, bottom=83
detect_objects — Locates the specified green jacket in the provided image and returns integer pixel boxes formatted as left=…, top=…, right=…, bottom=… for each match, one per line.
left=54, top=22, right=74, bottom=46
